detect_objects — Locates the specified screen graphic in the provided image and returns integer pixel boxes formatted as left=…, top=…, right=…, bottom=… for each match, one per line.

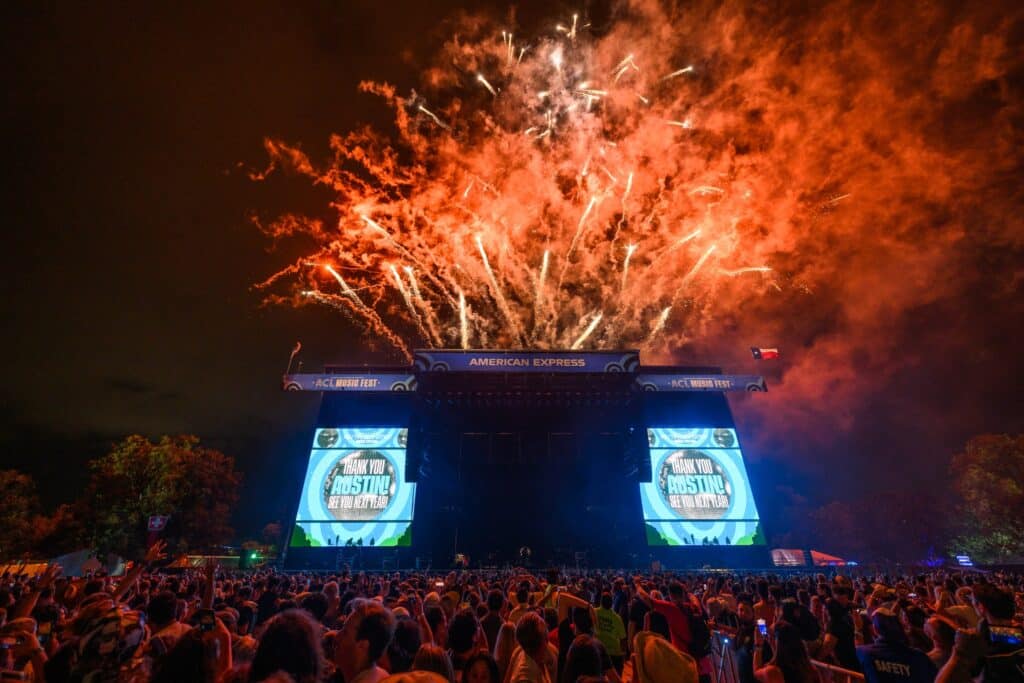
left=640, top=428, right=764, bottom=546
left=291, top=428, right=416, bottom=548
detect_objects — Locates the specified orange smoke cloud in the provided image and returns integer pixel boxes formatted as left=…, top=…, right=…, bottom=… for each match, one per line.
left=254, top=0, right=1023, bottom=450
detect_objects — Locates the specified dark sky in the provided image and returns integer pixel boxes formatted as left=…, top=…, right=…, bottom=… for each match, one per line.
left=1, top=1, right=1022, bottom=542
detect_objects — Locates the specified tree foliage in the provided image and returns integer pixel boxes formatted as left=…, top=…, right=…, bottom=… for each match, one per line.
left=951, top=434, right=1024, bottom=563
left=0, top=470, right=42, bottom=558
left=83, top=435, right=241, bottom=558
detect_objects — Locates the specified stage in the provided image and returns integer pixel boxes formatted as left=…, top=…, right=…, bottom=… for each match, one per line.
left=281, top=350, right=768, bottom=570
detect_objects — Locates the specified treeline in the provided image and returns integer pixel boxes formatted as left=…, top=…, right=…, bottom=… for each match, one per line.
left=771, top=434, right=1024, bottom=564
left=0, top=435, right=241, bottom=560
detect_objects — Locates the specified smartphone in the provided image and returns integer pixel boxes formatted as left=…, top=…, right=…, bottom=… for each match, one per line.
left=37, top=620, right=52, bottom=645
left=435, top=581, right=444, bottom=588
left=197, top=608, right=216, bottom=632
left=908, top=593, right=918, bottom=599
left=0, top=637, right=18, bottom=650
left=757, top=619, right=767, bottom=636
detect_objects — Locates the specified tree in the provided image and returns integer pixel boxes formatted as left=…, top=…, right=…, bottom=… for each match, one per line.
left=261, top=522, right=283, bottom=550
left=0, top=470, right=41, bottom=558
left=34, top=504, right=87, bottom=558
left=951, top=434, right=1024, bottom=563
left=83, top=435, right=242, bottom=558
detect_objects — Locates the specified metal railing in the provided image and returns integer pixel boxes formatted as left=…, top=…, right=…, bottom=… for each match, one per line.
left=710, top=631, right=864, bottom=683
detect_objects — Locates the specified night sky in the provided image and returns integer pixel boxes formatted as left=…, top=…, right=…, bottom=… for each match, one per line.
left=2, top=1, right=1022, bottom=543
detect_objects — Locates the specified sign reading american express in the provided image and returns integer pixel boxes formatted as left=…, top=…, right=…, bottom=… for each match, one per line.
left=413, top=350, right=640, bottom=373
left=467, top=356, right=585, bottom=367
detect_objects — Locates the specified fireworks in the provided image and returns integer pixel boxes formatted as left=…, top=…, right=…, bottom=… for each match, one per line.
left=253, top=5, right=808, bottom=358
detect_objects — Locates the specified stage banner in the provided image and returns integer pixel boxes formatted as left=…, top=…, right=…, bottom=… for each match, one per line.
left=413, top=349, right=640, bottom=373
left=282, top=374, right=417, bottom=392
left=639, top=427, right=765, bottom=547
left=635, top=374, right=767, bottom=392
left=291, top=427, right=416, bottom=548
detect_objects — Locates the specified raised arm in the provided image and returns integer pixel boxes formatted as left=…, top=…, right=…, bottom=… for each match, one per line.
left=11, top=563, right=61, bottom=619
left=557, top=591, right=594, bottom=624
left=632, top=580, right=653, bottom=608
left=113, top=540, right=166, bottom=603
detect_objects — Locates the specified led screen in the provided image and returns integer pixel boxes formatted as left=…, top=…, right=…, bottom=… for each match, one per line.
left=290, top=427, right=416, bottom=548
left=639, top=428, right=764, bottom=546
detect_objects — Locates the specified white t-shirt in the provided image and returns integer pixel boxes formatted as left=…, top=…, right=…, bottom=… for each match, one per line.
left=506, top=649, right=551, bottom=683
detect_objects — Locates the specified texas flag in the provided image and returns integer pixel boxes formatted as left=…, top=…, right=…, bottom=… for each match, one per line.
left=751, top=347, right=780, bottom=360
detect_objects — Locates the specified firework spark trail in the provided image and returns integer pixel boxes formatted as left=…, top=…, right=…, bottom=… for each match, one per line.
left=567, top=196, right=599, bottom=258
left=476, top=73, right=497, bottom=96
left=535, top=249, right=550, bottom=308
left=670, top=229, right=703, bottom=251
left=570, top=311, right=603, bottom=350
left=389, top=265, right=415, bottom=314
left=303, top=290, right=411, bottom=361
left=389, top=264, right=433, bottom=342
left=672, top=245, right=718, bottom=302
left=361, top=213, right=459, bottom=310
left=405, top=266, right=443, bottom=345
left=621, top=244, right=638, bottom=291
left=475, top=234, right=524, bottom=342
left=324, top=264, right=364, bottom=306
left=417, top=105, right=450, bottom=130
left=647, top=306, right=672, bottom=343
left=719, top=266, right=772, bottom=277
left=610, top=171, right=634, bottom=253
left=458, top=289, right=469, bottom=349
left=660, top=65, right=694, bottom=80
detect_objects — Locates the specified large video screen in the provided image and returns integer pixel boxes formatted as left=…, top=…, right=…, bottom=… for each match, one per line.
left=639, top=428, right=764, bottom=547
left=290, top=427, right=416, bottom=548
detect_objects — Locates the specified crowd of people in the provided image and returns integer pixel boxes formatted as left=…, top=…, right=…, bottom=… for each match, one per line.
left=0, top=542, right=1021, bottom=683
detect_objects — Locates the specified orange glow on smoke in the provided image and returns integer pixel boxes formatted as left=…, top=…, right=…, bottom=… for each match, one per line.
left=254, top=0, right=1022, bottom=385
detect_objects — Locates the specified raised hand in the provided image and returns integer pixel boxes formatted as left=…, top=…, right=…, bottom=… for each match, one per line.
left=145, top=539, right=168, bottom=563
left=38, top=563, right=62, bottom=589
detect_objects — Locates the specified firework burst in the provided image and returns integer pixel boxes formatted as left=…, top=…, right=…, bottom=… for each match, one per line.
left=251, top=4, right=846, bottom=360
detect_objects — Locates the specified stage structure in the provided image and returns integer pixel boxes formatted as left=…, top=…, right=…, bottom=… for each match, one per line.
left=282, top=350, right=769, bottom=570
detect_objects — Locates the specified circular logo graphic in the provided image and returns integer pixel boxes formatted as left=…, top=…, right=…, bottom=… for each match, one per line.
left=712, top=428, right=735, bottom=448
left=658, top=449, right=733, bottom=520
left=317, top=429, right=340, bottom=449
left=322, top=450, right=397, bottom=521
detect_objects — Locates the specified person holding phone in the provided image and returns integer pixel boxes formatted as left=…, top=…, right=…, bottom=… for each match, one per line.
left=753, top=620, right=821, bottom=683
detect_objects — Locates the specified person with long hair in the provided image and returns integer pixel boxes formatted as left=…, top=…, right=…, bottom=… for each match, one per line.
left=491, top=621, right=517, bottom=680
left=561, top=634, right=605, bottom=683
left=462, top=651, right=501, bottom=683
left=249, top=609, right=324, bottom=683
left=753, top=620, right=821, bottom=683
left=412, top=644, right=456, bottom=682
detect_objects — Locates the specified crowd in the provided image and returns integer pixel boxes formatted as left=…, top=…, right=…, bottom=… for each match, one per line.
left=0, top=542, right=1021, bottom=683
